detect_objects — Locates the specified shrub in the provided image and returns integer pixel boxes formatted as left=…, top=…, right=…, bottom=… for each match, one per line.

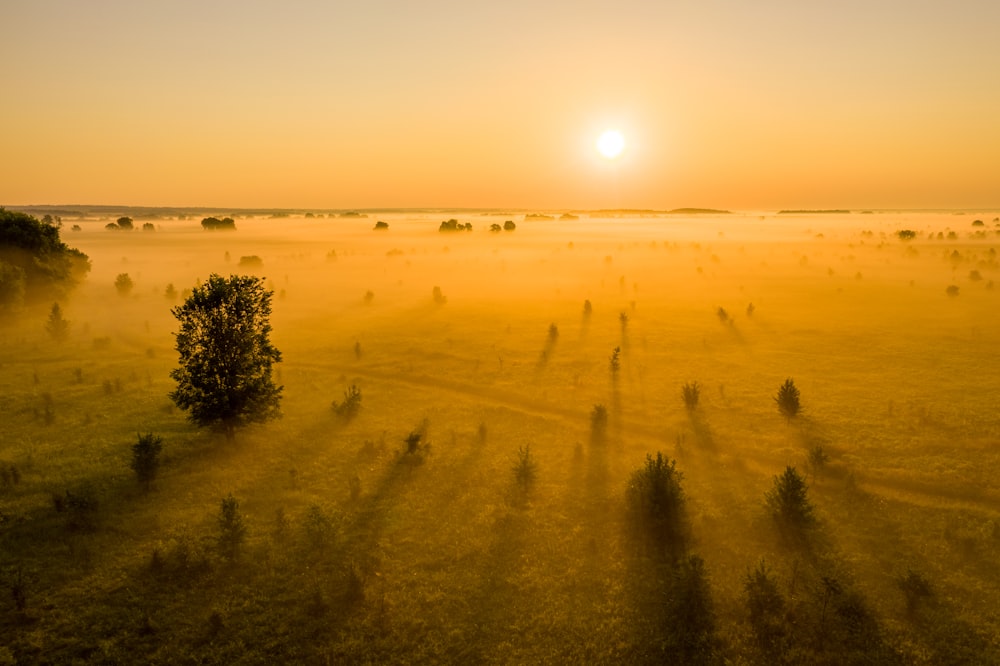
left=667, top=555, right=717, bottom=662
left=716, top=306, right=730, bottom=324
left=489, top=223, right=502, bottom=233
left=503, top=220, right=516, bottom=231
left=238, top=255, right=263, bottom=269
left=164, top=283, right=177, bottom=300
left=432, top=286, right=447, bottom=304
left=807, top=445, right=829, bottom=474
left=682, top=382, right=701, bottom=411
left=765, top=466, right=815, bottom=530
left=130, top=432, right=163, bottom=491
left=331, top=384, right=362, bottom=422
left=945, top=284, right=960, bottom=297
left=590, top=404, right=608, bottom=442
left=217, top=494, right=247, bottom=561
left=775, top=378, right=801, bottom=420
left=142, top=222, right=155, bottom=232
left=625, top=452, right=687, bottom=552
left=512, top=444, right=537, bottom=489
left=303, top=503, right=338, bottom=552
left=373, top=220, right=389, bottom=230
left=896, top=229, right=916, bottom=240
left=583, top=299, right=592, bottom=317
left=609, top=346, right=621, bottom=374
left=45, top=302, right=70, bottom=342
left=114, top=273, right=134, bottom=296
left=547, top=323, right=559, bottom=341
left=896, top=569, right=933, bottom=614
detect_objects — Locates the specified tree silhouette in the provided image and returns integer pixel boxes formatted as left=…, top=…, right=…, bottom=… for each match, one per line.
left=169, top=274, right=282, bottom=441
left=775, top=378, right=801, bottom=420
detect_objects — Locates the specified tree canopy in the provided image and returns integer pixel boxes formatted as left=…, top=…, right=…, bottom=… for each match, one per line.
left=0, top=208, right=90, bottom=310
left=169, top=274, right=282, bottom=440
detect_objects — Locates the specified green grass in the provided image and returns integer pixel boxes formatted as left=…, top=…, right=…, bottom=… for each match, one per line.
left=1, top=212, right=999, bottom=663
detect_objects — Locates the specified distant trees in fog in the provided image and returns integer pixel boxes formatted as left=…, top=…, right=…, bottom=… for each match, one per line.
left=439, top=219, right=472, bottom=232
left=114, top=273, right=134, bottom=297
left=373, top=220, right=389, bottom=230
left=201, top=217, right=237, bottom=231
left=896, top=229, right=916, bottom=240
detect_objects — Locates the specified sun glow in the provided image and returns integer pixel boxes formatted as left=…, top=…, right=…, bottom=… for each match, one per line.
left=597, top=130, right=625, bottom=159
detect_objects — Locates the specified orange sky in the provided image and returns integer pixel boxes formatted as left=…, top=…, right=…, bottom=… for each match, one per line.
left=3, top=1, right=999, bottom=211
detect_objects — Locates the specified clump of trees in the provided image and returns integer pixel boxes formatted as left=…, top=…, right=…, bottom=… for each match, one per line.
left=169, top=274, right=283, bottom=441
left=503, top=220, right=516, bottom=231
left=201, top=217, right=237, bottom=231
left=0, top=208, right=91, bottom=312
left=373, top=220, right=389, bottom=230
left=896, top=229, right=917, bottom=240
left=238, top=255, right=263, bottom=269
left=439, top=219, right=472, bottom=232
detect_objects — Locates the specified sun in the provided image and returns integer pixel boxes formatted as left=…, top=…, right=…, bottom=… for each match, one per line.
left=597, top=129, right=625, bottom=159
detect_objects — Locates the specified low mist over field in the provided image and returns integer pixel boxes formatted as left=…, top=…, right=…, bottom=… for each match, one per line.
left=2, top=209, right=999, bottom=663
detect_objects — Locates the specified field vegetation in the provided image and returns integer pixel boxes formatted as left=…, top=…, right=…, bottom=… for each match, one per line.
left=1, top=210, right=999, bottom=663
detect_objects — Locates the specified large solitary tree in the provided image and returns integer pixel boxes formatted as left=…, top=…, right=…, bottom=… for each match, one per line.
left=169, top=274, right=282, bottom=441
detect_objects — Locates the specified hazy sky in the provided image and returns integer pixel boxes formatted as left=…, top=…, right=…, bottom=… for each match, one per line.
left=3, top=0, right=999, bottom=210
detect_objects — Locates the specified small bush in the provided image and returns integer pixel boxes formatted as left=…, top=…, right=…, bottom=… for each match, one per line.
left=238, top=255, right=263, bottom=269
left=765, top=466, right=815, bottom=530
left=897, top=569, right=933, bottom=614
left=625, top=452, right=687, bottom=553
left=331, top=384, right=362, bottom=422
left=667, top=555, right=718, bottom=661
left=896, top=229, right=916, bottom=240
left=716, top=306, right=729, bottom=324
left=775, top=378, right=801, bottom=420
left=503, top=220, right=516, bottom=231
left=217, top=494, right=247, bottom=561
left=609, top=346, right=621, bottom=374
left=432, top=286, right=447, bottom=304
left=945, top=284, right=960, bottom=297
left=807, top=445, right=829, bottom=474
left=512, top=444, right=537, bottom=489
left=682, top=382, right=701, bottom=411
left=547, top=323, right=559, bottom=341
left=590, top=404, right=608, bottom=443
left=303, top=503, right=338, bottom=552
left=45, top=302, right=70, bottom=342
left=373, top=220, right=389, bottom=230
left=130, top=432, right=163, bottom=491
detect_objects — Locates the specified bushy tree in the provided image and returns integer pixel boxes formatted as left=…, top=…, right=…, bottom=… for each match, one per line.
left=775, top=378, right=801, bottom=420
left=512, top=444, right=537, bottom=489
left=130, top=432, right=163, bottom=491
left=116, top=216, right=134, bottom=230
left=169, top=274, right=283, bottom=441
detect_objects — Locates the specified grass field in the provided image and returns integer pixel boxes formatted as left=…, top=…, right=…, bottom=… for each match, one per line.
left=2, top=210, right=999, bottom=663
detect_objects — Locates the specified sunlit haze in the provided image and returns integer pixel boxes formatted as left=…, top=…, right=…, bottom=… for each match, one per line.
left=3, top=1, right=1000, bottom=209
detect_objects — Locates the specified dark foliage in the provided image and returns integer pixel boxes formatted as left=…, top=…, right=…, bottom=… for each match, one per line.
left=114, top=273, right=134, bottom=296
left=45, top=302, right=70, bottom=341
left=218, top=494, right=247, bottom=561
